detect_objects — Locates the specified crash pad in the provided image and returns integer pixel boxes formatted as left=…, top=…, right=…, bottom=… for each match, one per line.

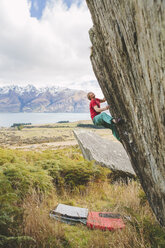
left=50, top=203, right=88, bottom=225
left=87, top=212, right=125, bottom=231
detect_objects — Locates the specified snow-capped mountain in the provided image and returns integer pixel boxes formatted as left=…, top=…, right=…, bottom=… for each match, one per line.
left=0, top=84, right=89, bottom=113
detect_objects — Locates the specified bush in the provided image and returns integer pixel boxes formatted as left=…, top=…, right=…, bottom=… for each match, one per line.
left=0, top=235, right=35, bottom=248
left=0, top=149, right=17, bottom=166
left=143, top=218, right=165, bottom=248
left=34, top=147, right=110, bottom=190
left=2, top=146, right=164, bottom=248
left=1, top=163, right=53, bottom=198
left=0, top=149, right=54, bottom=247
left=0, top=146, right=110, bottom=247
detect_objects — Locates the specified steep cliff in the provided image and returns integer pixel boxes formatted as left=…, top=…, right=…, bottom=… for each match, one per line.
left=86, top=0, right=165, bottom=226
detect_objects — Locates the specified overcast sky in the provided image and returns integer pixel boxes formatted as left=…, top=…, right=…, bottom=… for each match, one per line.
left=0, top=0, right=103, bottom=96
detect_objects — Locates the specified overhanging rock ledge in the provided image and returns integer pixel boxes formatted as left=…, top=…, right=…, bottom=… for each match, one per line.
left=73, top=129, right=135, bottom=177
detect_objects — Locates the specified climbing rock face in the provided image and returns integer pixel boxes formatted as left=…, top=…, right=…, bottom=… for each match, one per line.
left=86, top=0, right=165, bottom=226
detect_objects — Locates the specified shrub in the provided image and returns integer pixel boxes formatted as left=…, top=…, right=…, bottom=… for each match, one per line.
left=1, top=162, right=53, bottom=198
left=1, top=146, right=164, bottom=248
left=0, top=146, right=109, bottom=247
left=34, top=148, right=110, bottom=191
left=0, top=150, right=54, bottom=247
left=0, top=149, right=17, bottom=166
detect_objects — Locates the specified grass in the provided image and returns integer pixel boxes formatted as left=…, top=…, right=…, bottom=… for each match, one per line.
left=21, top=180, right=165, bottom=248
left=0, top=122, right=165, bottom=248
left=0, top=120, right=116, bottom=149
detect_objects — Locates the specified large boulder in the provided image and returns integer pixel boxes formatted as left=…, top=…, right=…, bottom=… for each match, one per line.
left=73, top=129, right=135, bottom=177
left=86, top=0, right=165, bottom=226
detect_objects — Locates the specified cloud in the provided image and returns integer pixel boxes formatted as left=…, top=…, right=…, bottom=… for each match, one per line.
left=0, top=0, right=101, bottom=94
left=33, top=0, right=39, bottom=11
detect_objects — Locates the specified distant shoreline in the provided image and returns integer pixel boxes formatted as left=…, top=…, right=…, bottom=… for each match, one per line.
left=0, top=112, right=91, bottom=127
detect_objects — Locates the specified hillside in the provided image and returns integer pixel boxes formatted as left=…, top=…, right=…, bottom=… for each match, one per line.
left=0, top=84, right=89, bottom=113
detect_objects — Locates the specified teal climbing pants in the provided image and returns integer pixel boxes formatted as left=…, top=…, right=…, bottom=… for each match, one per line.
left=93, top=112, right=120, bottom=141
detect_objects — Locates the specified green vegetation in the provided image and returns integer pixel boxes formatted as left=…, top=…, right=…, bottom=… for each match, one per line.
left=76, top=123, right=104, bottom=129
left=0, top=146, right=164, bottom=248
left=11, top=123, right=32, bottom=130
left=57, top=121, right=69, bottom=123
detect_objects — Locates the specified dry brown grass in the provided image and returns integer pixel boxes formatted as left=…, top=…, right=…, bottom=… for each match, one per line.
left=0, top=120, right=116, bottom=150
left=22, top=190, right=66, bottom=248
left=83, top=181, right=155, bottom=248
left=21, top=180, right=157, bottom=248
left=87, top=226, right=147, bottom=248
left=1, top=123, right=164, bottom=247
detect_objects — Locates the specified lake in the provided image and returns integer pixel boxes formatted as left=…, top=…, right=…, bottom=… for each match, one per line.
left=0, top=112, right=91, bottom=127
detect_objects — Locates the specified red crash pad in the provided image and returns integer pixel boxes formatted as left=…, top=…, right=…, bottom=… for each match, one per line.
left=87, top=212, right=125, bottom=231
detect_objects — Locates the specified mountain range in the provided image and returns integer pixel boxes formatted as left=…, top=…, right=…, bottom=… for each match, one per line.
left=0, top=85, right=89, bottom=113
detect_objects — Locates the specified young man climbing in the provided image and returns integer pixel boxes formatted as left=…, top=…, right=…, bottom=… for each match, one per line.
left=87, top=92, right=121, bottom=141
